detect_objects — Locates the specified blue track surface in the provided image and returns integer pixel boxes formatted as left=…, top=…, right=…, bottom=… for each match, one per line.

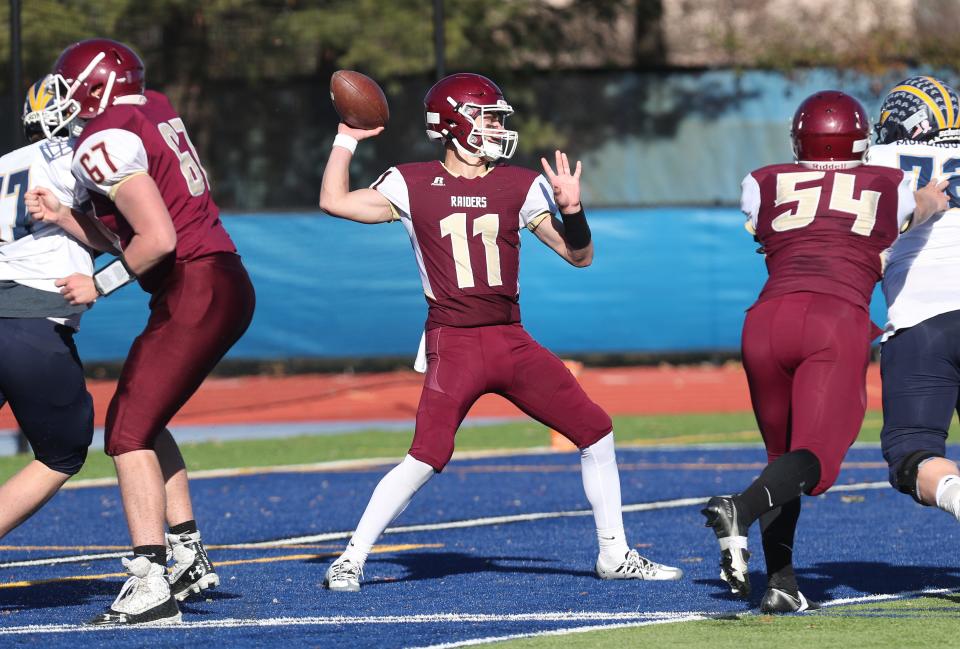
left=0, top=445, right=957, bottom=647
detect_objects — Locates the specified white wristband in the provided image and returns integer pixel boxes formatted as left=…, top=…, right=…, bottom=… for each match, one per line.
left=333, top=133, right=358, bottom=154
left=93, top=258, right=136, bottom=297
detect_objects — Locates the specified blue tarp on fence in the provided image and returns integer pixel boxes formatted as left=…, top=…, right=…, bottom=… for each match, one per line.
left=74, top=209, right=888, bottom=361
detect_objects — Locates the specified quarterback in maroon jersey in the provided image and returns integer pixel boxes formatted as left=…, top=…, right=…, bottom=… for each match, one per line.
left=318, top=73, right=683, bottom=591
left=26, top=39, right=255, bottom=625
left=700, top=91, right=948, bottom=613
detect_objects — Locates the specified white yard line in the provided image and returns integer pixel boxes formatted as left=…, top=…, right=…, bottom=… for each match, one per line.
left=0, top=586, right=954, bottom=638
left=0, top=611, right=709, bottom=635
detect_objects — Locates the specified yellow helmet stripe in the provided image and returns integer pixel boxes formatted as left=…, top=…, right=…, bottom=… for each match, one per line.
left=28, top=83, right=52, bottom=112
left=925, top=76, right=954, bottom=128
left=892, top=84, right=946, bottom=129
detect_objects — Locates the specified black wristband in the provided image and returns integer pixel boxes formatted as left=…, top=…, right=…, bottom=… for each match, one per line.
left=560, top=206, right=591, bottom=250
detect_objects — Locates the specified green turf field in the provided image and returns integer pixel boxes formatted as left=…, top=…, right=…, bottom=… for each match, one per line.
left=0, top=410, right=887, bottom=483
left=497, top=595, right=960, bottom=648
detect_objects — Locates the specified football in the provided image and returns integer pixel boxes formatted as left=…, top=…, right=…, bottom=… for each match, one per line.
left=330, top=70, right=390, bottom=130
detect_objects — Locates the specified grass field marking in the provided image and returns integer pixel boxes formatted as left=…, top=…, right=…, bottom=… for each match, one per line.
left=0, top=543, right=443, bottom=589
left=0, top=551, right=131, bottom=568
left=60, top=455, right=888, bottom=490
left=444, top=461, right=888, bottom=475
left=0, top=543, right=347, bottom=552
left=819, top=586, right=955, bottom=608
left=58, top=443, right=807, bottom=491
left=239, top=495, right=712, bottom=548
left=826, top=481, right=887, bottom=493
left=58, top=447, right=561, bottom=490
left=0, top=611, right=710, bottom=636
left=621, top=430, right=760, bottom=447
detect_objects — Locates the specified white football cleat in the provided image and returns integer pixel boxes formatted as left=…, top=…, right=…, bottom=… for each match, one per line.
left=596, top=549, right=684, bottom=581
left=324, top=556, right=363, bottom=592
left=88, top=556, right=181, bottom=625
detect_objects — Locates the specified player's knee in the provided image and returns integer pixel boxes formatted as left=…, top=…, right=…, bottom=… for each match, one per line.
left=792, top=448, right=827, bottom=495
left=892, top=450, right=943, bottom=503
left=567, top=407, right=612, bottom=449
left=104, top=427, right=158, bottom=456
left=408, top=445, right=452, bottom=473
left=37, top=445, right=89, bottom=476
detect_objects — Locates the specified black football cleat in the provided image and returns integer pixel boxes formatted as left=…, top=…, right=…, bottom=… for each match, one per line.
left=760, top=587, right=819, bottom=613
left=167, top=531, right=220, bottom=601
left=701, top=495, right=751, bottom=598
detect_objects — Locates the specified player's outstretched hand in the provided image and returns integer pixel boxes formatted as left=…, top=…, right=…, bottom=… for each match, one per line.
left=24, top=187, right=64, bottom=224
left=914, top=176, right=950, bottom=226
left=55, top=273, right=97, bottom=305
left=338, top=122, right=384, bottom=141
left=541, top=150, right=582, bottom=213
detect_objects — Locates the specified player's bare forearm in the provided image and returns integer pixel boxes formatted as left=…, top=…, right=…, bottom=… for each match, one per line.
left=319, top=151, right=393, bottom=223
left=318, top=127, right=393, bottom=224
left=71, top=210, right=120, bottom=252
left=113, top=175, right=177, bottom=275
left=49, top=207, right=94, bottom=246
left=533, top=215, right=594, bottom=267
left=566, top=240, right=594, bottom=266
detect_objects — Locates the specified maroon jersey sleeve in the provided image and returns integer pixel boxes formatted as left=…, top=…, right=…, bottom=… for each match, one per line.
left=378, top=161, right=551, bottom=328
left=72, top=92, right=236, bottom=292
left=748, top=162, right=909, bottom=309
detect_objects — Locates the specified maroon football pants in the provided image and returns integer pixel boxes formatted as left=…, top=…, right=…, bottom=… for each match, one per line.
left=410, top=323, right=612, bottom=470
left=104, top=253, right=256, bottom=455
left=741, top=292, right=872, bottom=495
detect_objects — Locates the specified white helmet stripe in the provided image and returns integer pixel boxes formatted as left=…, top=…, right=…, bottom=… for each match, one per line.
left=71, top=51, right=106, bottom=96
left=99, top=71, right=116, bottom=113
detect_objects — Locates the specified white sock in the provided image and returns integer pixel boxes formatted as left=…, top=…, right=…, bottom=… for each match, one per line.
left=341, top=455, right=435, bottom=566
left=935, top=474, right=960, bottom=520
left=580, top=432, right=630, bottom=561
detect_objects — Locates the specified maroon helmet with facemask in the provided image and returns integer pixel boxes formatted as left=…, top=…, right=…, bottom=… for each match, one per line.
left=50, top=38, right=145, bottom=126
left=424, top=73, right=518, bottom=161
left=791, top=91, right=870, bottom=170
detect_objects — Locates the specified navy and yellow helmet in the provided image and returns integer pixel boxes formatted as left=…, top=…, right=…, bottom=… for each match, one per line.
left=875, top=76, right=960, bottom=144
left=22, top=76, right=58, bottom=143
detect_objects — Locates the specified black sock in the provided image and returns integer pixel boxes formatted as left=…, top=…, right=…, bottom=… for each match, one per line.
left=734, top=449, right=821, bottom=526
left=759, top=497, right=801, bottom=593
left=133, top=544, right=167, bottom=566
left=169, top=519, right=198, bottom=536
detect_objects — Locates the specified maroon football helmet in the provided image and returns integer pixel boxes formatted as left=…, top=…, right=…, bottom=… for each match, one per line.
left=424, top=73, right=518, bottom=160
left=791, top=91, right=870, bottom=169
left=51, top=38, right=145, bottom=125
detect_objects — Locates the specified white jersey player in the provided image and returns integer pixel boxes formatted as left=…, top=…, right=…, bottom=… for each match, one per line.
left=866, top=76, right=960, bottom=549
left=0, top=78, right=95, bottom=545
left=867, top=140, right=960, bottom=335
